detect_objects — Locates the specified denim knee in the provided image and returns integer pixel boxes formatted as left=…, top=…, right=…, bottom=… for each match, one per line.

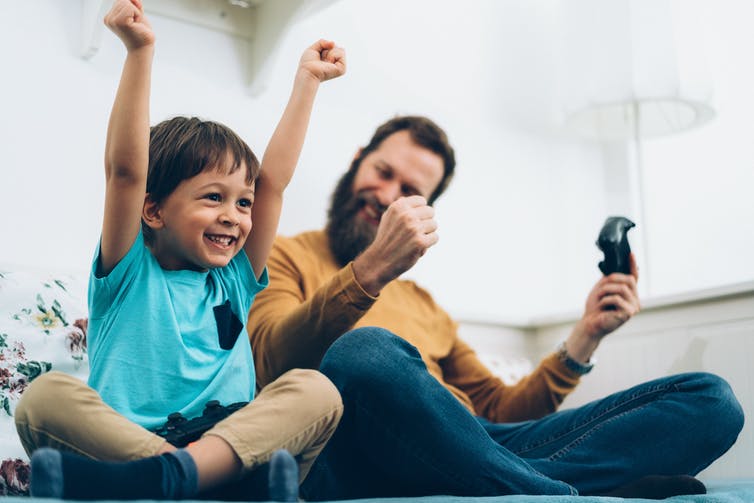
left=320, top=327, right=420, bottom=393
left=682, top=372, right=744, bottom=446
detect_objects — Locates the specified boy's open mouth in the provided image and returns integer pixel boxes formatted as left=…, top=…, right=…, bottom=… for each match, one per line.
left=205, top=234, right=236, bottom=247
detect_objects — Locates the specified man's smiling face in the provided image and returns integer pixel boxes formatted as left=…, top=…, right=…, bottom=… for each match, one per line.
left=326, top=130, right=444, bottom=265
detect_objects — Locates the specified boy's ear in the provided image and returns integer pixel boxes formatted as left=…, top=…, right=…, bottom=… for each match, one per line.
left=142, top=195, right=164, bottom=230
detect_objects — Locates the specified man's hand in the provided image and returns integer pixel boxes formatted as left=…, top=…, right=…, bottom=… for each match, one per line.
left=104, top=0, right=155, bottom=51
left=298, top=39, right=346, bottom=83
left=565, top=253, right=641, bottom=363
left=353, top=196, right=438, bottom=296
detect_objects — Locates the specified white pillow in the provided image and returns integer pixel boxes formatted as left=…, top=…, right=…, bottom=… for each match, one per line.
left=0, top=266, right=88, bottom=495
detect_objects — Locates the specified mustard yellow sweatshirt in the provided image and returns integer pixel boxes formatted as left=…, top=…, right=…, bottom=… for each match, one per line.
left=248, top=230, right=581, bottom=422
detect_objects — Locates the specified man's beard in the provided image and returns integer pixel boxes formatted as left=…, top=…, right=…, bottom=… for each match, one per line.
left=326, top=169, right=381, bottom=266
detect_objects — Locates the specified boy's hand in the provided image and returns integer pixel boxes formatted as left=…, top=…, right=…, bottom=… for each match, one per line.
left=298, top=39, right=346, bottom=83
left=104, top=0, right=155, bottom=51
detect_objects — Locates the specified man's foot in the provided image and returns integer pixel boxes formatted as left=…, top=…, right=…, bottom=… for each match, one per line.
left=30, top=447, right=198, bottom=500
left=268, top=450, right=299, bottom=502
left=598, top=474, right=706, bottom=499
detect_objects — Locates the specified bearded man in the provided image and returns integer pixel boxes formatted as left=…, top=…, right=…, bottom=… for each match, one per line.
left=247, top=116, right=743, bottom=500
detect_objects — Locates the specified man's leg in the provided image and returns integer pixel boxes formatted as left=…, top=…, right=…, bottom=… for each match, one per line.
left=479, top=372, right=744, bottom=495
left=300, top=328, right=575, bottom=500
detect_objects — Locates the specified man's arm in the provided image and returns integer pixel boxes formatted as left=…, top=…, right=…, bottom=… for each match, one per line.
left=444, top=255, right=640, bottom=422
left=249, top=194, right=440, bottom=386
left=249, top=236, right=377, bottom=387
left=100, top=0, right=155, bottom=275
left=244, top=40, right=345, bottom=279
left=563, top=253, right=641, bottom=364
left=442, top=339, right=581, bottom=422
left=352, top=196, right=438, bottom=296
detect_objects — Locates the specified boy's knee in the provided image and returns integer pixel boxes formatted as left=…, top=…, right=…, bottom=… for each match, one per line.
left=15, top=371, right=76, bottom=426
left=282, top=369, right=343, bottom=419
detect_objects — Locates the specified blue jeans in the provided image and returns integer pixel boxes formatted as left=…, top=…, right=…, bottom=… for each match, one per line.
left=300, top=327, right=744, bottom=499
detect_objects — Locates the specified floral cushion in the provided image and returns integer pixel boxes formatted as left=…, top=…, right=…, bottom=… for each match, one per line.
left=0, top=267, right=88, bottom=495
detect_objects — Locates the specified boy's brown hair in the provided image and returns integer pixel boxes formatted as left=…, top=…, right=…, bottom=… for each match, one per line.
left=142, top=117, right=260, bottom=242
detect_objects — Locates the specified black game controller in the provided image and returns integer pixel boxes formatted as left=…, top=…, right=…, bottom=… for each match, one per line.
left=596, top=216, right=635, bottom=275
left=152, top=400, right=248, bottom=447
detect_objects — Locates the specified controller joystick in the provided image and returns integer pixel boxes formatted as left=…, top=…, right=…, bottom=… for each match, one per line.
left=596, top=216, right=635, bottom=275
left=152, top=400, right=248, bottom=447
left=204, top=400, right=221, bottom=412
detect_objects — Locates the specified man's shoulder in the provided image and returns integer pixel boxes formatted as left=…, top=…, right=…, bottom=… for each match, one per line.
left=392, top=277, right=440, bottom=305
left=272, top=230, right=336, bottom=270
left=274, top=229, right=328, bottom=254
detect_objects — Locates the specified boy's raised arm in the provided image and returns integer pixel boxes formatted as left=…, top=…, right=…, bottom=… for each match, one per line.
left=244, top=40, right=346, bottom=278
left=100, top=0, right=155, bottom=275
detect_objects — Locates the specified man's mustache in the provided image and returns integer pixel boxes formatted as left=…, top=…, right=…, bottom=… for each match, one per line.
left=355, top=192, right=387, bottom=214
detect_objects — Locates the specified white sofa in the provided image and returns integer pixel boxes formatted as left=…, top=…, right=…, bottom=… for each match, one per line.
left=0, top=266, right=88, bottom=495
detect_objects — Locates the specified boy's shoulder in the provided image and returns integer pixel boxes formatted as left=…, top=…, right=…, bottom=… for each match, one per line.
left=213, top=251, right=267, bottom=303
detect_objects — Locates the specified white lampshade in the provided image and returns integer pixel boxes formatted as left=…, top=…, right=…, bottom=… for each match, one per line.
left=561, top=0, right=715, bottom=140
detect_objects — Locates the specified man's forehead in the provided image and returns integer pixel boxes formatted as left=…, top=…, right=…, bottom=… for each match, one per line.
left=374, top=132, right=444, bottom=183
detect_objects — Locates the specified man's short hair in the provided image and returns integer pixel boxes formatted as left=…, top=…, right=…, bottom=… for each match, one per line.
left=355, top=116, right=455, bottom=204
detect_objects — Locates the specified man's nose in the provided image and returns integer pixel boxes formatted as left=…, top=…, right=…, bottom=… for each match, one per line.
left=375, top=182, right=401, bottom=206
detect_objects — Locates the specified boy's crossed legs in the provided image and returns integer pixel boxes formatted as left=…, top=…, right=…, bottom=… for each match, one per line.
left=15, top=369, right=342, bottom=500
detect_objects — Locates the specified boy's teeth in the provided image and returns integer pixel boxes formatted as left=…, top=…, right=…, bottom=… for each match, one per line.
left=208, top=235, right=232, bottom=245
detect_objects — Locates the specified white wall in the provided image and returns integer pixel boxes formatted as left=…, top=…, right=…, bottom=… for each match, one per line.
left=0, top=0, right=752, bottom=324
left=640, top=0, right=754, bottom=298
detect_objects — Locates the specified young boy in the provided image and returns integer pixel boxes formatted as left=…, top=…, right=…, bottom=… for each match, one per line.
left=14, top=0, right=345, bottom=500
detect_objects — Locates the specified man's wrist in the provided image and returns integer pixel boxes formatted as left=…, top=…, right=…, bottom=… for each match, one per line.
left=556, top=341, right=595, bottom=375
left=351, top=256, right=383, bottom=297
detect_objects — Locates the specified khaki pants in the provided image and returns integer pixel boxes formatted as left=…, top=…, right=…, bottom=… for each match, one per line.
left=14, top=369, right=342, bottom=481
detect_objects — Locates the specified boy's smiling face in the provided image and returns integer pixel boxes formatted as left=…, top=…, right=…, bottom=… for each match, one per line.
left=144, top=164, right=255, bottom=271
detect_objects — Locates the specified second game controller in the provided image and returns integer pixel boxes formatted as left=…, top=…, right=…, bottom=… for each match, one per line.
left=596, top=216, right=635, bottom=275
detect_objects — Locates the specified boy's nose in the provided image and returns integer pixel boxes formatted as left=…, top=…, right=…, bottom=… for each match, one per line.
left=220, top=212, right=239, bottom=226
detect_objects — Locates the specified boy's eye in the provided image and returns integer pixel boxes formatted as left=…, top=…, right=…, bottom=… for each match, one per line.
left=204, top=193, right=221, bottom=202
left=238, top=198, right=253, bottom=209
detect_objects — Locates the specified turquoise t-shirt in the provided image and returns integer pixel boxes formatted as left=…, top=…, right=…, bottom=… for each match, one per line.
left=87, top=231, right=268, bottom=429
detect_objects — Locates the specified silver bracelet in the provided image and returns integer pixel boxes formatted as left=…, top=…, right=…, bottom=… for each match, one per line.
left=556, top=341, right=594, bottom=375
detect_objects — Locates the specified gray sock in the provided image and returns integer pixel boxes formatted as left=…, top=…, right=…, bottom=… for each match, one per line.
left=30, top=448, right=64, bottom=498
left=30, top=447, right=198, bottom=500
left=161, top=450, right=199, bottom=499
left=268, top=450, right=299, bottom=502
